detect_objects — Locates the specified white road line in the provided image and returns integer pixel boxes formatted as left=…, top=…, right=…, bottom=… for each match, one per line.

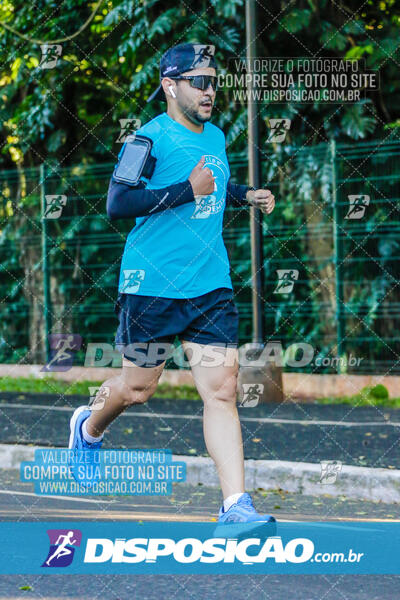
left=0, top=490, right=181, bottom=512
left=0, top=491, right=215, bottom=520
left=0, top=402, right=398, bottom=427
left=0, top=489, right=117, bottom=504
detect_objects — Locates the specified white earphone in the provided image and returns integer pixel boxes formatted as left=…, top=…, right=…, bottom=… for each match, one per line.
left=168, top=85, right=176, bottom=98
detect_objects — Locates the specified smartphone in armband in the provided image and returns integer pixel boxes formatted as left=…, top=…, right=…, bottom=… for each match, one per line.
left=113, top=134, right=156, bottom=186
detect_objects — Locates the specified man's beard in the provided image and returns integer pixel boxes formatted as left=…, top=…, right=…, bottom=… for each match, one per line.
left=182, top=102, right=212, bottom=124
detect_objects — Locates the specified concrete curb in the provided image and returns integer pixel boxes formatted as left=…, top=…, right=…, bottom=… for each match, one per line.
left=181, top=456, right=400, bottom=504
left=2, top=443, right=399, bottom=504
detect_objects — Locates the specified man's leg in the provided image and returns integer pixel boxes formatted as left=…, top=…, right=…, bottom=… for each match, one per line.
left=181, top=340, right=244, bottom=499
left=85, top=357, right=165, bottom=437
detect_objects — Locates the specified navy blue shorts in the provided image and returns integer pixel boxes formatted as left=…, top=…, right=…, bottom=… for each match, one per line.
left=114, top=287, right=239, bottom=367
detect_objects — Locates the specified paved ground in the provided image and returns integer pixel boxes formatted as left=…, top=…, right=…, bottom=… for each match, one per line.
left=1, top=391, right=400, bottom=598
left=0, top=471, right=400, bottom=599
left=1, top=391, right=400, bottom=468
left=1, top=573, right=399, bottom=600
left=1, top=468, right=400, bottom=522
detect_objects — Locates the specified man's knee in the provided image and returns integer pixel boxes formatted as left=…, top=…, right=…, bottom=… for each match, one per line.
left=206, top=375, right=238, bottom=404
left=122, top=379, right=158, bottom=406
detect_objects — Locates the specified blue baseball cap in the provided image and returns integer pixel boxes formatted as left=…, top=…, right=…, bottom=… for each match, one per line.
left=147, top=43, right=217, bottom=103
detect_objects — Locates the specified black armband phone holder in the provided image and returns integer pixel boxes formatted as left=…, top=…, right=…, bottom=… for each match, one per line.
left=113, top=134, right=156, bottom=186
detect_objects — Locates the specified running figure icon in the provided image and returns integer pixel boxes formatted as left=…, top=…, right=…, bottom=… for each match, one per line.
left=45, top=531, right=77, bottom=566
left=41, top=333, right=82, bottom=372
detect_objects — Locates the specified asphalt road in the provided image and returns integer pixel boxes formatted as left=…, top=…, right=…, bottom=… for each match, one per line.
left=1, top=573, right=399, bottom=600
left=1, top=392, right=400, bottom=468
left=1, top=468, right=400, bottom=522
left=1, top=392, right=400, bottom=598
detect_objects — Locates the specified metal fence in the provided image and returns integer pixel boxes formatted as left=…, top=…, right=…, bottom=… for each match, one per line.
left=1, top=137, right=399, bottom=374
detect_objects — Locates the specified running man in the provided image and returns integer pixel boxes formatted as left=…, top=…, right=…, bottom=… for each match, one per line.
left=45, top=531, right=77, bottom=566
left=69, top=43, right=276, bottom=525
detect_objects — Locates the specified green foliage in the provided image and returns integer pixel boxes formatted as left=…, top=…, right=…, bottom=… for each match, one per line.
left=280, top=9, right=312, bottom=33
left=1, top=0, right=399, bottom=170
left=0, top=376, right=201, bottom=399
left=0, top=0, right=399, bottom=374
left=318, top=385, right=398, bottom=407
left=319, top=24, right=348, bottom=51
left=1, top=376, right=397, bottom=405
left=340, top=101, right=377, bottom=139
left=370, top=384, right=389, bottom=400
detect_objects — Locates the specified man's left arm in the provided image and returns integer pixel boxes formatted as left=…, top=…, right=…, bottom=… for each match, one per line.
left=226, top=179, right=275, bottom=214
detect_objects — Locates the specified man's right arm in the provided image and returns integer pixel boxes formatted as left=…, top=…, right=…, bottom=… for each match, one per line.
left=106, top=177, right=195, bottom=220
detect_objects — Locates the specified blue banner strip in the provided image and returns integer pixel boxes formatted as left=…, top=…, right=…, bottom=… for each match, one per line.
left=0, top=522, right=399, bottom=574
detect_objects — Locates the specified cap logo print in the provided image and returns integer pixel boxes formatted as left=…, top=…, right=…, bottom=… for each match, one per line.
left=191, top=44, right=215, bottom=69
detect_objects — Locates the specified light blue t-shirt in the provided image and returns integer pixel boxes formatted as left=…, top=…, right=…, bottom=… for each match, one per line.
left=117, top=112, right=232, bottom=299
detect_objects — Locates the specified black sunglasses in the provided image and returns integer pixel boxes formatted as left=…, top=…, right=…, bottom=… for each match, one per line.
left=170, top=75, right=218, bottom=92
